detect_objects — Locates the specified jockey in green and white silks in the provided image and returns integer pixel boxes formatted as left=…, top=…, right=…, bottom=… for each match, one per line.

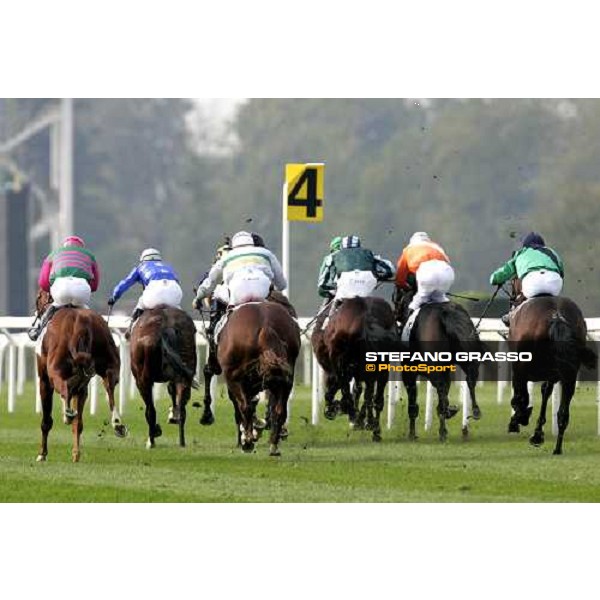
left=490, top=232, right=564, bottom=325
left=490, top=232, right=564, bottom=297
left=194, top=231, right=287, bottom=308
left=317, top=236, right=343, bottom=304
left=319, top=235, right=395, bottom=304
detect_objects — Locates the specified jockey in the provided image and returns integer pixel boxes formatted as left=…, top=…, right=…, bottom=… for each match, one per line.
left=193, top=230, right=287, bottom=309
left=490, top=232, right=564, bottom=326
left=28, top=235, right=100, bottom=341
left=195, top=237, right=232, bottom=341
left=320, top=235, right=395, bottom=321
left=108, top=248, right=183, bottom=337
left=317, top=236, right=343, bottom=303
left=395, top=232, right=455, bottom=313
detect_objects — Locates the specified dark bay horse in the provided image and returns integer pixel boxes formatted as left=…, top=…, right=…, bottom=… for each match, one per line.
left=129, top=306, right=198, bottom=448
left=312, top=297, right=397, bottom=442
left=395, top=291, right=483, bottom=442
left=217, top=301, right=300, bottom=456
left=506, top=295, right=597, bottom=455
left=35, top=289, right=127, bottom=462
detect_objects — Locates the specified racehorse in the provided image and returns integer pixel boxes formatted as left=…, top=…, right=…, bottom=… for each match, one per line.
left=312, top=296, right=397, bottom=442
left=394, top=290, right=483, bottom=442
left=34, top=289, right=127, bottom=462
left=505, top=288, right=597, bottom=455
left=217, top=301, right=300, bottom=456
left=200, top=289, right=297, bottom=428
left=129, top=306, right=198, bottom=448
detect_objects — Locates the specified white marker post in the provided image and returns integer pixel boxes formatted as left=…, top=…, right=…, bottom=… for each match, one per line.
left=282, top=182, right=290, bottom=297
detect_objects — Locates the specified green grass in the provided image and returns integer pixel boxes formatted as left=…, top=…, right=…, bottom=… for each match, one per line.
left=1, top=381, right=600, bottom=502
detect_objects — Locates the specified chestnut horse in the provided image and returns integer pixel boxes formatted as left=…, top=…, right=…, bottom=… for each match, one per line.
left=506, top=293, right=597, bottom=455
left=200, top=289, right=298, bottom=427
left=217, top=301, right=300, bottom=456
left=312, top=297, right=397, bottom=442
left=129, top=306, right=198, bottom=448
left=35, top=290, right=127, bottom=463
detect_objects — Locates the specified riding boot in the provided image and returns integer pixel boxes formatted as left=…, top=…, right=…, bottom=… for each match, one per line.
left=125, top=308, right=144, bottom=340
left=322, top=299, right=340, bottom=330
left=28, top=305, right=58, bottom=341
left=501, top=313, right=511, bottom=327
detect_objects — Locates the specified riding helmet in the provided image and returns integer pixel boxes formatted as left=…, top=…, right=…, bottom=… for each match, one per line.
left=231, top=231, right=254, bottom=248
left=522, top=232, right=545, bottom=248
left=62, top=235, right=86, bottom=247
left=139, top=248, right=162, bottom=262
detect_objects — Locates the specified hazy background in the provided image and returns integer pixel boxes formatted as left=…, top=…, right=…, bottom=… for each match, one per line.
left=1, top=98, right=598, bottom=316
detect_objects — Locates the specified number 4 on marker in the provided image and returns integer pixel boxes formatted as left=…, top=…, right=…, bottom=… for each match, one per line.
left=288, top=167, right=322, bottom=218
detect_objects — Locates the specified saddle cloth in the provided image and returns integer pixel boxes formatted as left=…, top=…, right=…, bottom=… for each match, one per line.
left=401, top=307, right=421, bottom=343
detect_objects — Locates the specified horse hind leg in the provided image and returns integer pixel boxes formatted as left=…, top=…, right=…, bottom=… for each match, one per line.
left=434, top=377, right=453, bottom=442
left=530, top=381, right=553, bottom=447
left=508, top=377, right=531, bottom=433
left=177, top=383, right=190, bottom=448
left=200, top=360, right=218, bottom=426
left=140, top=382, right=161, bottom=449
left=466, top=364, right=482, bottom=420
left=369, top=379, right=385, bottom=443
left=71, top=390, right=87, bottom=463
left=553, top=379, right=576, bottom=456
left=404, top=373, right=419, bottom=440
left=103, top=371, right=128, bottom=438
left=268, top=383, right=292, bottom=457
left=167, top=381, right=180, bottom=424
left=37, top=370, right=54, bottom=462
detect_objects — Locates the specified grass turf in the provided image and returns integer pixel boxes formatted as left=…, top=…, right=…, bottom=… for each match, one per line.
left=1, top=381, right=600, bottom=502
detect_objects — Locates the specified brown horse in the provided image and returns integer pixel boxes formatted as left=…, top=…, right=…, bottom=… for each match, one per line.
left=217, top=301, right=300, bottom=456
left=35, top=289, right=127, bottom=463
left=506, top=293, right=597, bottom=455
left=129, top=306, right=198, bottom=448
left=200, top=289, right=298, bottom=427
left=312, top=296, right=397, bottom=442
left=394, top=290, right=483, bottom=442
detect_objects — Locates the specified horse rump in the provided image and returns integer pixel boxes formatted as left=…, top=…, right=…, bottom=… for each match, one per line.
left=160, top=326, right=199, bottom=388
left=549, top=312, right=597, bottom=373
left=68, top=312, right=94, bottom=373
left=257, top=325, right=294, bottom=386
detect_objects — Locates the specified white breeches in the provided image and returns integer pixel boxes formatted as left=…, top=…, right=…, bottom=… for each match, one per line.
left=136, top=279, right=183, bottom=310
left=50, top=277, right=91, bottom=308
left=228, top=267, right=271, bottom=305
left=409, top=260, right=455, bottom=311
left=334, top=270, right=378, bottom=300
left=521, top=270, right=563, bottom=299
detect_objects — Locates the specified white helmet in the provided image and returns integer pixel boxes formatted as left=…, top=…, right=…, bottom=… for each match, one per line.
left=231, top=231, right=254, bottom=248
left=139, top=248, right=162, bottom=262
left=410, top=232, right=430, bottom=245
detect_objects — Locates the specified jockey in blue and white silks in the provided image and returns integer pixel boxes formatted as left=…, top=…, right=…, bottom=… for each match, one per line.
left=109, top=248, right=183, bottom=335
left=193, top=231, right=287, bottom=308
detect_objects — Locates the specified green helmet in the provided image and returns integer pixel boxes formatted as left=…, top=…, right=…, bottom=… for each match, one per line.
left=330, top=236, right=343, bottom=252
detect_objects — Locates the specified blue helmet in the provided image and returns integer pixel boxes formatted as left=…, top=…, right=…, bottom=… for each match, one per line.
left=522, top=232, right=545, bottom=248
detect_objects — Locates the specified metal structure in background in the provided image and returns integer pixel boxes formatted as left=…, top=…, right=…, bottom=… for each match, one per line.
left=0, top=98, right=74, bottom=247
left=0, top=99, right=74, bottom=312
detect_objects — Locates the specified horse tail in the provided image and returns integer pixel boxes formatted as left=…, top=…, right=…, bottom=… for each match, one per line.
left=549, top=312, right=597, bottom=372
left=438, top=304, right=484, bottom=353
left=161, top=327, right=200, bottom=389
left=258, top=325, right=293, bottom=386
left=69, top=312, right=94, bottom=372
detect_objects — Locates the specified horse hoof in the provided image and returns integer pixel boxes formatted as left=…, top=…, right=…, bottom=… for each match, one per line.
left=241, top=442, right=255, bottom=454
left=508, top=421, right=520, bottom=434
left=279, top=427, right=289, bottom=440
left=72, top=454, right=80, bottom=463
left=439, top=433, right=448, bottom=443
left=269, top=445, right=281, bottom=457
left=518, top=407, right=533, bottom=427
left=253, top=418, right=267, bottom=431
left=200, top=411, right=215, bottom=426
left=529, top=433, right=544, bottom=447
left=114, top=424, right=129, bottom=438
left=324, top=409, right=337, bottom=421
left=553, top=448, right=563, bottom=456
left=445, top=405, right=459, bottom=420
left=409, top=433, right=418, bottom=441
left=146, top=439, right=155, bottom=450
left=168, top=416, right=180, bottom=425
left=154, top=424, right=163, bottom=438
left=372, top=432, right=382, bottom=443
left=36, top=454, right=47, bottom=462
left=472, top=406, right=482, bottom=420
left=462, top=427, right=469, bottom=439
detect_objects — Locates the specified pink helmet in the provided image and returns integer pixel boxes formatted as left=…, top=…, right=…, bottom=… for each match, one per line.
left=63, top=235, right=86, bottom=248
